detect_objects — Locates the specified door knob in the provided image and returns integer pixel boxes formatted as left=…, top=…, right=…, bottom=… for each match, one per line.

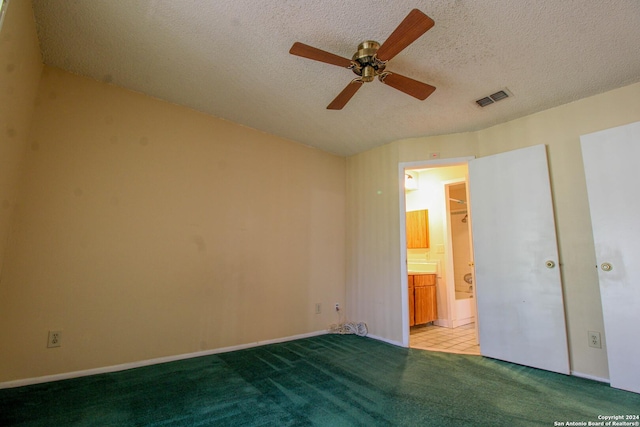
left=600, top=262, right=613, bottom=272
left=545, top=260, right=556, bottom=269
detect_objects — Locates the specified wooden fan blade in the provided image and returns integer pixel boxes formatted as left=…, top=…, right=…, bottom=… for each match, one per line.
left=376, top=9, right=434, bottom=62
left=327, top=80, right=364, bottom=110
left=381, top=72, right=435, bottom=100
left=289, top=42, right=353, bottom=68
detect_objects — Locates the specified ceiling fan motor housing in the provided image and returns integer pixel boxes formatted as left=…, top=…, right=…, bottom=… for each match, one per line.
left=351, top=41, right=386, bottom=82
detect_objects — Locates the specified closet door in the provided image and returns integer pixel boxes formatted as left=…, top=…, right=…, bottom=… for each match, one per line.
left=581, top=121, right=640, bottom=394
left=469, top=144, right=570, bottom=374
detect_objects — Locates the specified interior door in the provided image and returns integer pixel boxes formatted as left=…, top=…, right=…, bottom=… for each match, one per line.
left=468, top=144, right=570, bottom=374
left=581, top=121, right=640, bottom=394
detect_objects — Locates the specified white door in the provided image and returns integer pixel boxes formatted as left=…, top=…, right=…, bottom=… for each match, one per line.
left=469, top=144, right=570, bottom=374
left=581, top=121, right=640, bottom=394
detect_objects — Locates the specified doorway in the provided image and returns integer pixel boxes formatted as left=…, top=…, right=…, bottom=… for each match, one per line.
left=403, top=163, right=479, bottom=355
left=401, top=146, right=570, bottom=375
left=445, top=181, right=477, bottom=329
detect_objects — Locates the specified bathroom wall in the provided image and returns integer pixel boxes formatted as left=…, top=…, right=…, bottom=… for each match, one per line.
left=347, top=82, right=640, bottom=380
left=0, top=0, right=42, bottom=275
left=0, top=66, right=347, bottom=383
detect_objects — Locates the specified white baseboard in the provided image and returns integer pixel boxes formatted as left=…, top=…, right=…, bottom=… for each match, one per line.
left=366, top=333, right=404, bottom=347
left=0, top=330, right=328, bottom=390
left=434, top=318, right=476, bottom=328
left=452, top=316, right=475, bottom=328
left=570, top=370, right=610, bottom=384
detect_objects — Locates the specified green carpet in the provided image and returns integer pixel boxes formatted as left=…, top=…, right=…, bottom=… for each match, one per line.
left=1, top=334, right=638, bottom=426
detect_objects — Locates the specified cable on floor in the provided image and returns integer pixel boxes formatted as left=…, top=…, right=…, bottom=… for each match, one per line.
left=329, top=322, right=368, bottom=337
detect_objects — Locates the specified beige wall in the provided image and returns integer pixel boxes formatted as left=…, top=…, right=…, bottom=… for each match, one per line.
left=347, top=82, right=640, bottom=379
left=0, top=66, right=346, bottom=382
left=0, top=0, right=42, bottom=274
left=346, top=143, right=401, bottom=341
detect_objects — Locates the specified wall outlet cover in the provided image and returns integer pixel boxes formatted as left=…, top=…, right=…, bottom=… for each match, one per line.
left=588, top=331, right=601, bottom=349
left=48, top=330, right=62, bottom=348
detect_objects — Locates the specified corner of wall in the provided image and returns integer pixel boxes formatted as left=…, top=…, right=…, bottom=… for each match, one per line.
left=0, top=0, right=44, bottom=274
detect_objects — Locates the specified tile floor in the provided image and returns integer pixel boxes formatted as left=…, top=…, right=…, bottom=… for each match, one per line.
left=410, top=322, right=480, bottom=355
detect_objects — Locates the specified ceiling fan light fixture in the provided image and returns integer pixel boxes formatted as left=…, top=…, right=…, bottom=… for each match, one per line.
left=360, top=65, right=376, bottom=82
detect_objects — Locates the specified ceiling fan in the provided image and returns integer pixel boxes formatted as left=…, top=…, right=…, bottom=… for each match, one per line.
left=289, top=9, right=436, bottom=110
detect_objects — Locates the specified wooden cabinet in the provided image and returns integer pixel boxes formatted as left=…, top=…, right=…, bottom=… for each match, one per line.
left=408, top=276, right=415, bottom=326
left=408, top=274, right=437, bottom=326
left=406, top=209, right=429, bottom=248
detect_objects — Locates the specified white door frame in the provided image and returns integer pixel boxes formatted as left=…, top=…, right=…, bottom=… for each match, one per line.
left=398, top=157, right=475, bottom=347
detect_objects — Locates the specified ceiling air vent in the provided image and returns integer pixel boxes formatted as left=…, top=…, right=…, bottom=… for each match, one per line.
left=476, top=97, right=494, bottom=107
left=490, top=90, right=509, bottom=102
left=475, top=89, right=511, bottom=107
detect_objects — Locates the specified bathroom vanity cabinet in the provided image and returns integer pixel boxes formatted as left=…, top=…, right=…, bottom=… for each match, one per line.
left=406, top=209, right=429, bottom=248
left=408, top=273, right=437, bottom=326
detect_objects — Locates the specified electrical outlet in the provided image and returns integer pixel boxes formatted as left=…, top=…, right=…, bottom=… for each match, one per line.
left=315, top=303, right=321, bottom=314
left=588, top=331, right=601, bottom=349
left=335, top=303, right=340, bottom=312
left=48, top=330, right=62, bottom=348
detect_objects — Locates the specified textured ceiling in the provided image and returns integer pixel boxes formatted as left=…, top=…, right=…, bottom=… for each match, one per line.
left=31, top=0, right=640, bottom=156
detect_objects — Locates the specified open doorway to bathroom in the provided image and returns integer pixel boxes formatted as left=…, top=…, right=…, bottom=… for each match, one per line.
left=446, top=181, right=476, bottom=325
left=404, top=164, right=480, bottom=355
